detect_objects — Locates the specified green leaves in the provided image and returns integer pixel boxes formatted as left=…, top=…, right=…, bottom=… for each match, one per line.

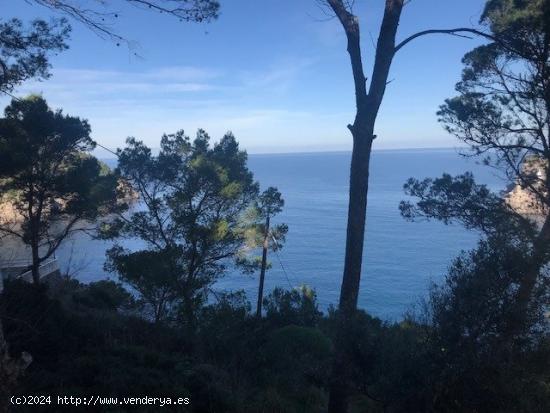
left=257, top=186, right=285, bottom=217
left=438, top=0, right=550, bottom=221
left=105, top=246, right=183, bottom=322
left=482, top=0, right=548, bottom=35
left=0, top=96, right=121, bottom=273
left=108, top=129, right=260, bottom=324
left=0, top=18, right=70, bottom=92
left=400, top=172, right=536, bottom=239
left=237, top=186, right=287, bottom=277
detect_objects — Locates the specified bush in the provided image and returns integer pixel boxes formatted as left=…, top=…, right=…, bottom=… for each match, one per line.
left=264, top=286, right=322, bottom=327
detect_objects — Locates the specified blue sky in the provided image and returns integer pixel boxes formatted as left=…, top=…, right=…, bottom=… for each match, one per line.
left=2, top=0, right=487, bottom=154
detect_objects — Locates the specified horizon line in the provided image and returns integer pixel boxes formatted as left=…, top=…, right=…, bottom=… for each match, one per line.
left=246, top=146, right=468, bottom=156
left=94, top=145, right=469, bottom=159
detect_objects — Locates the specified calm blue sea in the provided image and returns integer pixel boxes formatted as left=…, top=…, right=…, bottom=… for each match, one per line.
left=1, top=149, right=505, bottom=320
left=223, top=149, right=503, bottom=319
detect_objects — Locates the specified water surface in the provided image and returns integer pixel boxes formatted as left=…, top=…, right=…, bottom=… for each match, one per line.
left=1, top=149, right=504, bottom=319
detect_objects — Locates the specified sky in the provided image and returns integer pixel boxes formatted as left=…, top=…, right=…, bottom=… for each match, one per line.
left=1, top=0, right=488, bottom=155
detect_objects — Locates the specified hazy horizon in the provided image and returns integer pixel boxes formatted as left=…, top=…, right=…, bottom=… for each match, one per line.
left=93, top=143, right=469, bottom=159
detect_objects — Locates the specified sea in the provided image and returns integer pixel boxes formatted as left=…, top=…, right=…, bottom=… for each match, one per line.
left=0, top=149, right=505, bottom=320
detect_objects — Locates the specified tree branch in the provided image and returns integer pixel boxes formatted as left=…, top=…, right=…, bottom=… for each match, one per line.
left=29, top=0, right=219, bottom=46
left=367, top=0, right=404, bottom=115
left=395, top=28, right=496, bottom=53
left=327, top=0, right=368, bottom=113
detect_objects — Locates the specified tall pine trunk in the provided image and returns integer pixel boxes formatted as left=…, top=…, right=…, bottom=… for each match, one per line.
left=328, top=134, right=374, bottom=412
left=326, top=1, right=404, bottom=411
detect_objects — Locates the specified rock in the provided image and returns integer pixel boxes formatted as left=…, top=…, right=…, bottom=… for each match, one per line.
left=505, top=155, right=548, bottom=217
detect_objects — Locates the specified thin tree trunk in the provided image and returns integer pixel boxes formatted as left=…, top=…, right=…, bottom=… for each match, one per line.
left=27, top=182, right=42, bottom=285
left=256, top=215, right=270, bottom=318
left=30, top=242, right=40, bottom=285
left=183, top=291, right=197, bottom=332
left=327, top=1, right=404, bottom=411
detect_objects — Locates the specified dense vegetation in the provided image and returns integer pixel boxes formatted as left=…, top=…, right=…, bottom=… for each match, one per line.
left=2, top=245, right=548, bottom=413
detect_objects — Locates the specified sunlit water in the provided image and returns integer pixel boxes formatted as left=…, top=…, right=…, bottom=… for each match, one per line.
left=0, top=149, right=504, bottom=320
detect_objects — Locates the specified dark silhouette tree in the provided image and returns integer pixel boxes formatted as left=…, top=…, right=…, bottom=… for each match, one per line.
left=321, top=0, right=504, bottom=410
left=403, top=0, right=550, bottom=337
left=104, top=130, right=259, bottom=328
left=0, top=14, right=69, bottom=403
left=105, top=246, right=181, bottom=323
left=0, top=96, right=120, bottom=284
left=320, top=0, right=516, bottom=413
left=0, top=17, right=70, bottom=93
left=439, top=0, right=550, bottom=316
left=423, top=231, right=550, bottom=412
left=400, top=173, right=536, bottom=239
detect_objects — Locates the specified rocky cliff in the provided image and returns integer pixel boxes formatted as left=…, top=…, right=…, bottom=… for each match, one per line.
left=505, top=156, right=548, bottom=216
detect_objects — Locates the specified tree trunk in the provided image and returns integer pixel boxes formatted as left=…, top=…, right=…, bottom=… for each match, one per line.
left=27, top=183, right=42, bottom=285
left=506, top=213, right=550, bottom=336
left=328, top=134, right=373, bottom=413
left=338, top=136, right=373, bottom=313
left=519, top=215, right=550, bottom=300
left=256, top=215, right=270, bottom=318
left=30, top=242, right=40, bottom=285
left=326, top=1, right=404, bottom=412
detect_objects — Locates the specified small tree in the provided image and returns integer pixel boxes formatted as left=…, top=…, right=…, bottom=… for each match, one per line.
left=0, top=17, right=69, bottom=402
left=104, top=130, right=259, bottom=327
left=239, top=187, right=287, bottom=317
left=105, top=246, right=181, bottom=323
left=0, top=96, right=120, bottom=284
